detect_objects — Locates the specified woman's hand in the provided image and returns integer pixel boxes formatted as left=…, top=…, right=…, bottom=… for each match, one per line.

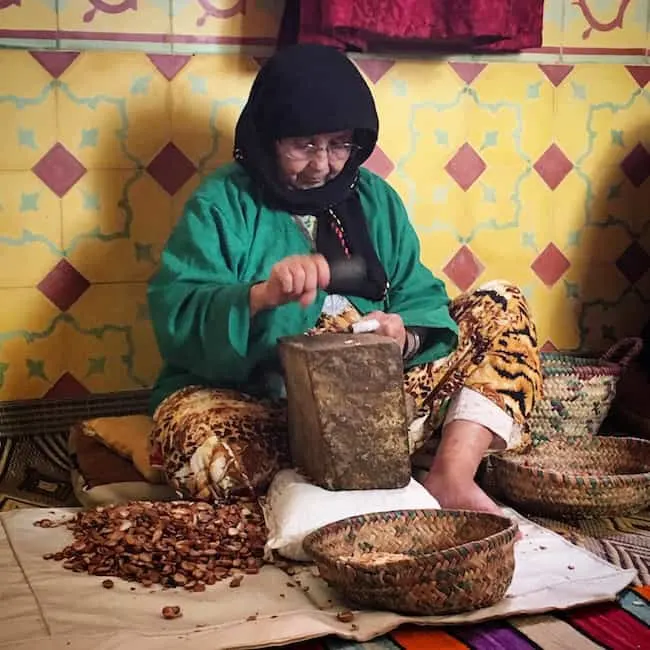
left=250, top=254, right=331, bottom=315
left=359, top=311, right=406, bottom=350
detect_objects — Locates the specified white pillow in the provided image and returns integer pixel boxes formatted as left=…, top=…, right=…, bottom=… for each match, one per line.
left=263, top=469, right=440, bottom=562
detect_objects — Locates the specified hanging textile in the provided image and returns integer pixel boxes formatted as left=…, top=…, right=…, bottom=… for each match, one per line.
left=278, top=0, right=544, bottom=53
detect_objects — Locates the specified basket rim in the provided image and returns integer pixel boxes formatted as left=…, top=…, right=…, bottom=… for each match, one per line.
left=302, top=508, right=518, bottom=570
left=491, top=436, right=650, bottom=486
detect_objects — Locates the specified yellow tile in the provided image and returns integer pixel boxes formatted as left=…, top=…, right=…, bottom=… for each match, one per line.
left=0, top=172, right=62, bottom=288
left=577, top=288, right=647, bottom=352
left=58, top=0, right=170, bottom=36
left=63, top=171, right=172, bottom=283
left=418, top=230, right=467, bottom=282
left=171, top=54, right=256, bottom=169
left=528, top=280, right=582, bottom=350
left=563, top=0, right=648, bottom=50
left=65, top=283, right=161, bottom=393
left=555, top=65, right=646, bottom=178
left=172, top=172, right=201, bottom=227
left=0, top=51, right=57, bottom=171
left=465, top=163, right=543, bottom=244
left=57, top=52, right=171, bottom=169
left=372, top=60, right=467, bottom=186
left=171, top=0, right=280, bottom=44
left=567, top=255, right=630, bottom=303
left=0, top=288, right=65, bottom=400
left=550, top=163, right=643, bottom=265
left=377, top=60, right=466, bottom=106
left=468, top=63, right=554, bottom=168
left=0, top=0, right=56, bottom=32
left=541, top=0, right=564, bottom=48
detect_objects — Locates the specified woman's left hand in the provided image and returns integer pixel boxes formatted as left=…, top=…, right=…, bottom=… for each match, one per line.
left=359, top=311, right=406, bottom=351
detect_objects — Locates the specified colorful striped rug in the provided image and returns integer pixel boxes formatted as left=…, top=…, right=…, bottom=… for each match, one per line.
left=285, top=586, right=650, bottom=650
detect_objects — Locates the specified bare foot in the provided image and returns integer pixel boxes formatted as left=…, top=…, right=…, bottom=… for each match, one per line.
left=423, top=473, right=504, bottom=517
left=424, top=474, right=523, bottom=541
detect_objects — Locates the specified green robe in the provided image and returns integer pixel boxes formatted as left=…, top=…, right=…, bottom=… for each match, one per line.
left=147, top=163, right=459, bottom=412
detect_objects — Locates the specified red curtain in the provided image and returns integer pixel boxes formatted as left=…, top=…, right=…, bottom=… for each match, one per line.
left=278, top=0, right=544, bottom=53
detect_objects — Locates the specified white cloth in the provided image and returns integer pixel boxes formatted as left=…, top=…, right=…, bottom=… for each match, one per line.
left=263, top=469, right=439, bottom=561
left=444, top=387, right=522, bottom=450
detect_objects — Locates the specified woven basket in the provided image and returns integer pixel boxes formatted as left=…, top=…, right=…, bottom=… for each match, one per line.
left=490, top=435, right=650, bottom=519
left=530, top=337, right=642, bottom=444
left=302, top=509, right=517, bottom=616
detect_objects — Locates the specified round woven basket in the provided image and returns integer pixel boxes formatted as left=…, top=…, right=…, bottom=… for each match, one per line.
left=490, top=436, right=650, bottom=519
left=302, top=509, right=517, bottom=616
left=530, top=338, right=642, bottom=444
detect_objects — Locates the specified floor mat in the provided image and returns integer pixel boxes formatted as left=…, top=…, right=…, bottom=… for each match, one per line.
left=283, top=588, right=650, bottom=649
left=3, top=431, right=650, bottom=585
left=1, top=433, right=650, bottom=649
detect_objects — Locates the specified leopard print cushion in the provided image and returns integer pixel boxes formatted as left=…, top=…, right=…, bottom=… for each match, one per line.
left=151, top=387, right=289, bottom=501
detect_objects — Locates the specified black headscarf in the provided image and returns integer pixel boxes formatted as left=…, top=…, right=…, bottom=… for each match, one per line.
left=233, top=44, right=389, bottom=301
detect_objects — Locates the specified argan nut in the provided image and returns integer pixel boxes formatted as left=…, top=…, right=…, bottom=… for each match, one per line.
left=102, top=579, right=114, bottom=589
left=229, top=575, right=243, bottom=588
left=337, top=611, right=355, bottom=623
left=161, top=606, right=182, bottom=620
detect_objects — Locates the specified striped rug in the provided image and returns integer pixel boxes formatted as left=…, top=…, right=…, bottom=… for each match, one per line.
left=284, top=586, right=650, bottom=650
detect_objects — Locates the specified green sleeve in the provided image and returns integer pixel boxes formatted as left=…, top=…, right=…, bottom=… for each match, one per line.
left=382, top=184, right=459, bottom=364
left=147, top=190, right=321, bottom=386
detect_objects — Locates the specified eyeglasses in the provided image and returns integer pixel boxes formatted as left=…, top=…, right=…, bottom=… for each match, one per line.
left=280, top=141, right=360, bottom=162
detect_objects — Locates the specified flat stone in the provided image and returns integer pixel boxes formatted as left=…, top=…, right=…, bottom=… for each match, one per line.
left=279, top=333, right=410, bottom=491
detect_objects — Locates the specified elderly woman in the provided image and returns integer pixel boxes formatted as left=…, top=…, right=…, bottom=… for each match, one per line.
left=148, top=44, right=542, bottom=515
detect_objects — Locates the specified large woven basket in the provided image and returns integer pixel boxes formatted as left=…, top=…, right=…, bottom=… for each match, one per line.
left=530, top=337, right=642, bottom=444
left=490, top=435, right=650, bottom=519
left=302, top=509, right=517, bottom=616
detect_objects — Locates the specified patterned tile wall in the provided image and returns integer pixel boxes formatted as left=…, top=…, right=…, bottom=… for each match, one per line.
left=0, top=1, right=649, bottom=401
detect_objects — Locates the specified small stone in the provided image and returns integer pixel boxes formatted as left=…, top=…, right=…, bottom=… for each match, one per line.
left=229, top=575, right=243, bottom=588
left=337, top=611, right=355, bottom=623
left=567, top=565, right=575, bottom=570
left=246, top=615, right=257, bottom=621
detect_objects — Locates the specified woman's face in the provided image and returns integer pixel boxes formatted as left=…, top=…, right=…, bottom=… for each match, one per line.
left=275, top=130, right=356, bottom=190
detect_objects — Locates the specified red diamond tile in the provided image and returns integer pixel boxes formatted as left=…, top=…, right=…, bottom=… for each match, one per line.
left=531, top=243, right=571, bottom=287
left=29, top=51, right=79, bottom=78
left=621, top=144, right=650, bottom=188
left=356, top=58, right=395, bottom=84
left=533, top=144, right=573, bottom=190
left=44, top=372, right=90, bottom=400
left=363, top=145, right=395, bottom=179
left=449, top=62, right=486, bottom=85
left=37, top=259, right=90, bottom=312
left=540, top=340, right=558, bottom=353
left=147, top=143, right=197, bottom=195
left=538, top=64, right=573, bottom=87
left=626, top=66, right=650, bottom=88
left=443, top=245, right=485, bottom=291
left=147, top=54, right=191, bottom=81
left=616, top=241, right=650, bottom=284
left=32, top=144, right=86, bottom=197
left=445, top=144, right=486, bottom=191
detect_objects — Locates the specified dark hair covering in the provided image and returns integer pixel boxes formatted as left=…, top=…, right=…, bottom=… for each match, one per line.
left=233, top=44, right=389, bottom=300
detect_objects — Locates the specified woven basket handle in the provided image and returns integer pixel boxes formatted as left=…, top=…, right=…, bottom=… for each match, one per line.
left=600, top=337, right=643, bottom=368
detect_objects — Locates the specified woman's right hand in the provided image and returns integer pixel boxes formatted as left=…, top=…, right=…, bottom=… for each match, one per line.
left=250, top=254, right=331, bottom=315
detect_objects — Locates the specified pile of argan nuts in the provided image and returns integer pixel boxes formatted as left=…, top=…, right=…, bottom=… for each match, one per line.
left=36, top=500, right=267, bottom=593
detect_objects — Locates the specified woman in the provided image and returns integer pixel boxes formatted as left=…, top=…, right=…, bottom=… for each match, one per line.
left=147, top=44, right=542, bottom=515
